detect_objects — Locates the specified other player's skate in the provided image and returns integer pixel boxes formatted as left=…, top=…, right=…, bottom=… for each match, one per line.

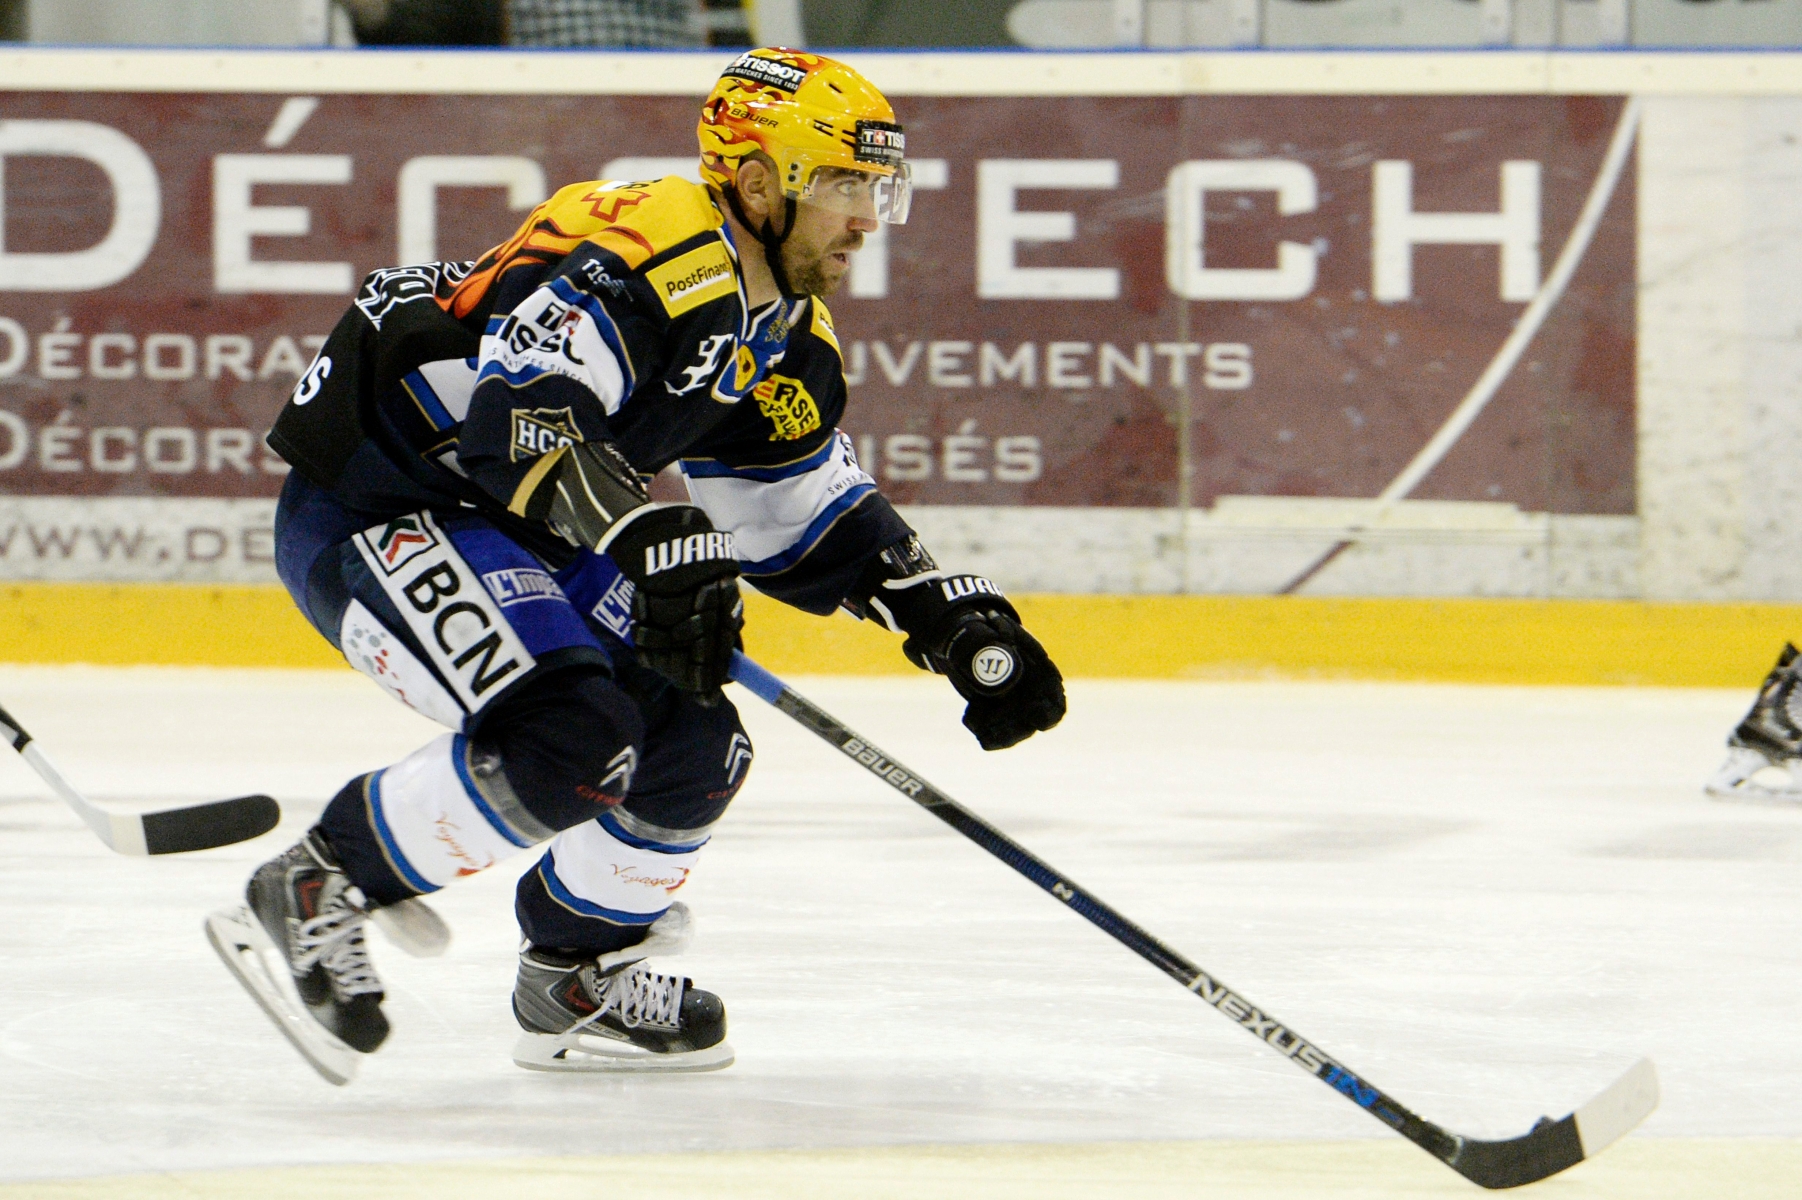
left=511, top=904, right=732, bottom=1073
left=205, top=830, right=390, bottom=1085
left=1707, top=643, right=1802, bottom=803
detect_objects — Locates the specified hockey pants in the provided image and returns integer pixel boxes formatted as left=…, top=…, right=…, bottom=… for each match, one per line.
left=273, top=473, right=752, bottom=956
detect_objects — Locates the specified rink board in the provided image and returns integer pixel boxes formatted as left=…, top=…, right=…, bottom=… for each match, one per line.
left=6, top=1138, right=1800, bottom=1200
left=0, top=580, right=1794, bottom=686
left=0, top=48, right=1795, bottom=603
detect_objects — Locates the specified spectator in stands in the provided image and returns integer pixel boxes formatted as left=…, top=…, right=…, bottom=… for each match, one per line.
left=509, top=0, right=707, bottom=48
left=337, top=0, right=506, bottom=44
left=337, top=0, right=731, bottom=50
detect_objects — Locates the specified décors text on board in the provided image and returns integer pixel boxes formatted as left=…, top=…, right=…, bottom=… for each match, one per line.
left=0, top=119, right=1540, bottom=303
left=0, top=411, right=286, bottom=477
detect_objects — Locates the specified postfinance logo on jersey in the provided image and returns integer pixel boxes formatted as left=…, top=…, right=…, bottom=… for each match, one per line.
left=753, top=374, right=820, bottom=441
left=648, top=243, right=736, bottom=317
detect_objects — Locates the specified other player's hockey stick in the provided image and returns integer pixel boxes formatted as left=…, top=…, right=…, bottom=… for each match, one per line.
left=0, top=698, right=279, bottom=854
left=728, top=651, right=1658, bottom=1190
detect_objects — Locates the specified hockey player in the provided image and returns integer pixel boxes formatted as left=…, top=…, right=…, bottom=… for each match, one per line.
left=1707, top=644, right=1802, bottom=802
left=206, top=48, right=1066, bottom=1084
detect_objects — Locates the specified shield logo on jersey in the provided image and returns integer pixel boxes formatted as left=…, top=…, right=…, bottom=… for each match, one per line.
left=372, top=515, right=440, bottom=575
left=732, top=344, right=758, bottom=394
left=752, top=374, right=820, bottom=441
left=510, top=407, right=583, bottom=462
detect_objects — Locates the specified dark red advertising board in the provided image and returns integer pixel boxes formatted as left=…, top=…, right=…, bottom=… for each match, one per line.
left=0, top=91, right=1632, bottom=516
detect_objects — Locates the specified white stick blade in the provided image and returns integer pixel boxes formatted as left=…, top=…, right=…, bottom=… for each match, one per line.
left=107, top=811, right=149, bottom=856
left=1573, top=1058, right=1660, bottom=1155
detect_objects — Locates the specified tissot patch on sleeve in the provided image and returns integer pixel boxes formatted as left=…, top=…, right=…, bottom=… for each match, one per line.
left=646, top=243, right=737, bottom=317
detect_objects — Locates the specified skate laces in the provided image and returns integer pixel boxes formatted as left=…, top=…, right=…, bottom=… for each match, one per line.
left=573, top=963, right=686, bottom=1034
left=292, top=890, right=383, bottom=998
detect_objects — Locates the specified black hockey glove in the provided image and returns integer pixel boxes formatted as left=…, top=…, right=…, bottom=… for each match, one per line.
left=907, top=600, right=1065, bottom=751
left=852, top=539, right=1065, bottom=751
left=606, top=505, right=744, bottom=704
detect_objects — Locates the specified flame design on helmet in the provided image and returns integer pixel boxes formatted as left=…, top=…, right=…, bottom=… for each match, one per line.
left=697, top=48, right=904, bottom=199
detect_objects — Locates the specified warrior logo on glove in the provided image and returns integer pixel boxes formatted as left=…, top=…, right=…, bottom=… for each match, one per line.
left=847, top=541, right=1066, bottom=751
left=971, top=646, right=1017, bottom=689
left=643, top=532, right=736, bottom=576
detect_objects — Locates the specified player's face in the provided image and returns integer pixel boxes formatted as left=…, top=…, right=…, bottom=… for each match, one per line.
left=783, top=169, right=882, bottom=296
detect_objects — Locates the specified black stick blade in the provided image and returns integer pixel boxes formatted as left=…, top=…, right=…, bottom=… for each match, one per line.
left=1447, top=1059, right=1658, bottom=1189
left=1449, top=1116, right=1583, bottom=1190
left=141, top=794, right=281, bottom=855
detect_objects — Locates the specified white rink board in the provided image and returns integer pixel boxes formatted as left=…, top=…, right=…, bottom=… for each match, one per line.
left=0, top=497, right=278, bottom=582
left=0, top=497, right=1645, bottom=596
left=0, top=666, right=1797, bottom=1192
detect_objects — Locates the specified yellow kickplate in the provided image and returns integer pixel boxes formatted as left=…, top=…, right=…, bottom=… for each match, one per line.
left=0, top=584, right=341, bottom=668
left=0, top=582, right=1796, bottom=687
left=4, top=1138, right=1798, bottom=1200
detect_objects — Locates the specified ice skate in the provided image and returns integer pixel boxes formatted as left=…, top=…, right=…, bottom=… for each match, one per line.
left=1707, top=643, right=1802, bottom=803
left=205, top=830, right=389, bottom=1085
left=511, top=904, right=732, bottom=1073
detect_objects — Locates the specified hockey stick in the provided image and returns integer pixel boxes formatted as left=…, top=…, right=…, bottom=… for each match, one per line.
left=0, top=699, right=279, bottom=855
left=728, top=651, right=1657, bottom=1190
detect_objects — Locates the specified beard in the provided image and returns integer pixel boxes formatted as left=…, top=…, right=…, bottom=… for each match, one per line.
left=787, top=255, right=841, bottom=297
left=782, top=232, right=863, bottom=296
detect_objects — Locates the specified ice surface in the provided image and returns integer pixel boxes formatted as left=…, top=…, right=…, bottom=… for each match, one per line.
left=0, top=665, right=1789, bottom=1181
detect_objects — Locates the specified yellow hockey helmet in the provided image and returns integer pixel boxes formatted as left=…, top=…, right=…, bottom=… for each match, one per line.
left=698, top=48, right=911, bottom=225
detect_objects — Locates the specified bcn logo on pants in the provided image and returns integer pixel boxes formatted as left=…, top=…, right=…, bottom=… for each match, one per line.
left=354, top=511, right=537, bottom=716
left=371, top=514, right=439, bottom=575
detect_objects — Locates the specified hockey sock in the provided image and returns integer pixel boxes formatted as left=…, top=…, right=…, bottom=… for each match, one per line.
left=319, top=733, right=546, bottom=905
left=514, top=813, right=708, bottom=956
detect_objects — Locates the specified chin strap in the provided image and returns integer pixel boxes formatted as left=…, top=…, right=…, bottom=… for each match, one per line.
left=724, top=183, right=800, bottom=299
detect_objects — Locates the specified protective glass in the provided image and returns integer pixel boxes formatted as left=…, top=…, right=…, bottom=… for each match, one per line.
left=797, top=163, right=913, bottom=226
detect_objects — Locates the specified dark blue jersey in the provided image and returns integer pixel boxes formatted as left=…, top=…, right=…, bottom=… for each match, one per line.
left=268, top=176, right=908, bottom=613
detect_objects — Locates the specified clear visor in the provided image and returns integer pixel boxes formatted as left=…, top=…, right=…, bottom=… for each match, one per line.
left=796, top=162, right=912, bottom=226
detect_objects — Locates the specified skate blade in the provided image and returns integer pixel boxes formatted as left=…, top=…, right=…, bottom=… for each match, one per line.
left=204, top=906, right=361, bottom=1086
left=1705, top=747, right=1802, bottom=804
left=511, top=1030, right=734, bottom=1074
